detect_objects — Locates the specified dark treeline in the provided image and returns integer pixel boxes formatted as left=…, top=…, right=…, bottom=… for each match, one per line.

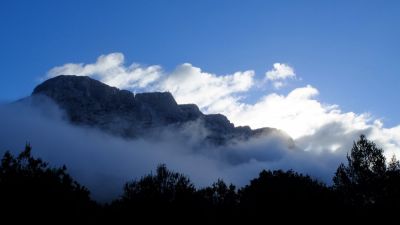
left=1, top=135, right=400, bottom=224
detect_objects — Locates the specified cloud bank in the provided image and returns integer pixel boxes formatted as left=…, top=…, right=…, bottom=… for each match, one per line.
left=0, top=98, right=344, bottom=202
left=47, top=52, right=400, bottom=160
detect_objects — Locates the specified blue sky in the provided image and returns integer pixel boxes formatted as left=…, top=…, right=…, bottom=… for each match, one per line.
left=0, top=0, right=399, bottom=126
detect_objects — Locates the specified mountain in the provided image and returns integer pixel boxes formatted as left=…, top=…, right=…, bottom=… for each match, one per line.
left=31, top=75, right=293, bottom=146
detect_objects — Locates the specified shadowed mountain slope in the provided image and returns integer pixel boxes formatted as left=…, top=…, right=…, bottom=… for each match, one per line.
left=32, top=75, right=293, bottom=146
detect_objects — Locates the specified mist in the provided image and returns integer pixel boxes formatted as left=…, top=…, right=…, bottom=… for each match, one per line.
left=0, top=98, right=347, bottom=202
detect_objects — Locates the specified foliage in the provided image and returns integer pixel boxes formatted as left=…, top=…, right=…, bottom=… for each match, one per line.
left=333, top=135, right=400, bottom=210
left=0, top=144, right=95, bottom=223
left=2, top=136, right=400, bottom=223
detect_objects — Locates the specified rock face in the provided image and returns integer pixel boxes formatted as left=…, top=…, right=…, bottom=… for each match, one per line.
left=32, top=75, right=293, bottom=145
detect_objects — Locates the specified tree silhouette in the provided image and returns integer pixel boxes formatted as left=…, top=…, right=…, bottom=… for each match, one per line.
left=384, top=155, right=400, bottom=209
left=110, top=164, right=198, bottom=223
left=388, top=155, right=400, bottom=172
left=333, top=135, right=400, bottom=220
left=199, top=179, right=238, bottom=208
left=333, top=135, right=387, bottom=207
left=0, top=144, right=96, bottom=223
left=238, top=169, right=333, bottom=222
left=122, top=164, right=196, bottom=204
left=3, top=138, right=400, bottom=223
left=197, top=179, right=239, bottom=223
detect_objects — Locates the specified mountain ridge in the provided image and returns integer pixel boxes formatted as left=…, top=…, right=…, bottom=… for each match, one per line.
left=32, top=75, right=293, bottom=146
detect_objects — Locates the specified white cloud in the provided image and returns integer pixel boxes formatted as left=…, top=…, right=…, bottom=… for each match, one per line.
left=266, top=63, right=295, bottom=80
left=158, top=63, right=254, bottom=111
left=46, top=52, right=400, bottom=161
left=47, top=53, right=161, bottom=89
left=272, top=81, right=284, bottom=89
left=265, top=63, right=296, bottom=89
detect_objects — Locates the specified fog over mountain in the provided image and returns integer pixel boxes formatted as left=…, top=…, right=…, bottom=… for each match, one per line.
left=32, top=75, right=293, bottom=146
left=0, top=75, right=345, bottom=201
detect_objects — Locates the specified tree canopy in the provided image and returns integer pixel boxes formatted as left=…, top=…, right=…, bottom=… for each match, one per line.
left=0, top=144, right=95, bottom=223
left=333, top=135, right=400, bottom=211
left=1, top=135, right=400, bottom=223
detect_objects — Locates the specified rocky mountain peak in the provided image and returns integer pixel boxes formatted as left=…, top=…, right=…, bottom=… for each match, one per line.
left=31, top=75, right=293, bottom=146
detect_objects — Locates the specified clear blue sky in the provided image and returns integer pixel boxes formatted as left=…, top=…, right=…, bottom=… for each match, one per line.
left=1, top=0, right=399, bottom=126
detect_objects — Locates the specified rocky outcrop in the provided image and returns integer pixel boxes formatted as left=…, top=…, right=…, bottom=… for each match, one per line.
left=32, top=75, right=293, bottom=145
